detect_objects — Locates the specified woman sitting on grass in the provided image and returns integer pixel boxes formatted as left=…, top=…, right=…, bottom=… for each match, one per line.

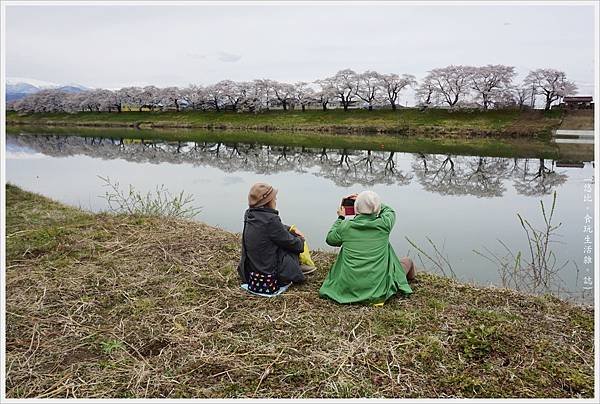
left=319, top=190, right=415, bottom=305
left=237, top=182, right=316, bottom=295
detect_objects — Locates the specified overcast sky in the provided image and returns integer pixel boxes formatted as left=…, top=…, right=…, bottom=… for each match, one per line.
left=5, top=3, right=597, bottom=100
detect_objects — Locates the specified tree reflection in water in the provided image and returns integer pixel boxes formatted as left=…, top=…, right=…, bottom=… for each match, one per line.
left=512, top=158, right=568, bottom=196
left=412, top=153, right=567, bottom=197
left=8, top=134, right=568, bottom=195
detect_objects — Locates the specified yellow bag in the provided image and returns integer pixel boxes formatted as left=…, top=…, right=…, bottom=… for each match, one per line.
left=289, top=225, right=315, bottom=267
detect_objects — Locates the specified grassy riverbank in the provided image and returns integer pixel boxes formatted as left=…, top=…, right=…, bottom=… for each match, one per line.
left=559, top=109, right=595, bottom=130
left=7, top=109, right=562, bottom=137
left=7, top=124, right=560, bottom=159
left=5, top=185, right=594, bottom=398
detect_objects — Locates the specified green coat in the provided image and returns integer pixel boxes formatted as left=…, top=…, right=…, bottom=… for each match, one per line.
left=319, top=204, right=413, bottom=304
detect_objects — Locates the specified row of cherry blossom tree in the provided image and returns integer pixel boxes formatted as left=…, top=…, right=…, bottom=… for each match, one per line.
left=9, top=66, right=577, bottom=114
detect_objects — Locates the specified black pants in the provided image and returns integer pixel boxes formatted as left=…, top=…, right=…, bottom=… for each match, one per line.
left=277, top=249, right=305, bottom=285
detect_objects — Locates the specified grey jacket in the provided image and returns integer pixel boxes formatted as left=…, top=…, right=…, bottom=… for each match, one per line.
left=237, top=207, right=305, bottom=284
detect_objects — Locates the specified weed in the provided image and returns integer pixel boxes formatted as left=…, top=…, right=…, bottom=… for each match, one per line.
left=457, top=324, right=498, bottom=360
left=98, top=176, right=201, bottom=219
left=100, top=339, right=125, bottom=354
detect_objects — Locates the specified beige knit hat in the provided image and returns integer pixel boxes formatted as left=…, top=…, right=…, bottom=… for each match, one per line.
left=355, top=190, right=381, bottom=215
left=248, top=182, right=278, bottom=208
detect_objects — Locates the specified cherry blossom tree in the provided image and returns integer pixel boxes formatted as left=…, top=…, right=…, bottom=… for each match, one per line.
left=253, top=79, right=275, bottom=110
left=293, top=82, right=316, bottom=111
left=511, top=84, right=535, bottom=110
left=113, top=87, right=141, bottom=112
left=181, top=84, right=205, bottom=110
left=60, top=91, right=87, bottom=113
left=139, top=86, right=161, bottom=111
left=160, top=87, right=182, bottom=111
left=219, top=80, right=249, bottom=111
left=12, top=90, right=55, bottom=113
left=323, top=69, right=359, bottom=111
left=271, top=81, right=295, bottom=111
left=355, top=71, right=381, bottom=110
left=378, top=73, right=416, bottom=110
left=424, top=65, right=472, bottom=108
left=416, top=76, right=437, bottom=109
left=314, top=80, right=337, bottom=110
left=93, top=89, right=120, bottom=112
left=204, top=83, right=226, bottom=111
left=80, top=90, right=106, bottom=112
left=237, top=81, right=263, bottom=112
left=524, top=68, right=577, bottom=111
left=469, top=65, right=516, bottom=110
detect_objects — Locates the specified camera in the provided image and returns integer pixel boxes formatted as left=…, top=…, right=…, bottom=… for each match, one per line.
left=341, top=197, right=356, bottom=216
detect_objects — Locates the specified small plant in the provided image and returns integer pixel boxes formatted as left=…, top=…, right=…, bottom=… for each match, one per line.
left=98, top=176, right=201, bottom=219
left=457, top=324, right=498, bottom=360
left=474, top=191, right=569, bottom=297
left=406, top=236, right=456, bottom=279
left=100, top=339, right=124, bottom=354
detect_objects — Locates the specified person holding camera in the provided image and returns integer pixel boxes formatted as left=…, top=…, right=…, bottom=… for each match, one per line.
left=319, top=190, right=415, bottom=305
left=237, top=182, right=315, bottom=295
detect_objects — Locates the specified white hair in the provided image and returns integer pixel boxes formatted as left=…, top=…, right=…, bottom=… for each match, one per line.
left=355, top=190, right=381, bottom=215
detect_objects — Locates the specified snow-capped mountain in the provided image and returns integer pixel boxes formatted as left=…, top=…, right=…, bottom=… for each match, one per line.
left=6, top=76, right=62, bottom=88
left=6, top=77, right=89, bottom=102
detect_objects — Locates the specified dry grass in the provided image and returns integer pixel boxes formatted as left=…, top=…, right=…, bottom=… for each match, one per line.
left=5, top=184, right=595, bottom=398
left=560, top=110, right=594, bottom=130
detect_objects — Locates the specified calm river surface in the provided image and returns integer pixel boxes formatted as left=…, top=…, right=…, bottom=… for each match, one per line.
left=5, top=130, right=595, bottom=304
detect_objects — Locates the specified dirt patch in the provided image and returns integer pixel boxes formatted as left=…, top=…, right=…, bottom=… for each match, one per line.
left=138, top=339, right=171, bottom=358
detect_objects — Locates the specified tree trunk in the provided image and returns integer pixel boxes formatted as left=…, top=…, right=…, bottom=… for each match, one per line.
left=368, top=105, right=373, bottom=111
left=322, top=103, right=327, bottom=111
left=391, top=102, right=397, bottom=110
left=302, top=105, right=305, bottom=112
left=544, top=96, right=552, bottom=111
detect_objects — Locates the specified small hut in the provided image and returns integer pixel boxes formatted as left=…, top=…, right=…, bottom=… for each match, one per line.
left=562, top=96, right=594, bottom=110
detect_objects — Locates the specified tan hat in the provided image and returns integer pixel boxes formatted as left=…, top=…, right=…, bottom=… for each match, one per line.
left=248, top=182, right=278, bottom=208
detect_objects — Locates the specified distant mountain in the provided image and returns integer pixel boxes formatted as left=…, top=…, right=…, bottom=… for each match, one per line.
left=7, top=82, right=40, bottom=95
left=6, top=76, right=60, bottom=88
left=6, top=92, right=33, bottom=102
left=6, top=77, right=89, bottom=102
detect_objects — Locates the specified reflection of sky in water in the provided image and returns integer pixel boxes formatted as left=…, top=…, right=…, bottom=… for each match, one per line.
left=5, top=134, right=595, bottom=303
left=6, top=143, right=48, bottom=159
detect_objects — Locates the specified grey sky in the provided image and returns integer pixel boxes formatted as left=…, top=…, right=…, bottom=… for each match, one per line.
left=5, top=3, right=596, bottom=97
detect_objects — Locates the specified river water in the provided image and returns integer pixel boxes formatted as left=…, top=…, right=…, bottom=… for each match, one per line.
left=5, top=130, right=595, bottom=304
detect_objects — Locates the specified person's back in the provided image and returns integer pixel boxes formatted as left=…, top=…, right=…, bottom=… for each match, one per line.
left=243, top=206, right=303, bottom=280
left=319, top=191, right=414, bottom=304
left=237, top=183, right=307, bottom=294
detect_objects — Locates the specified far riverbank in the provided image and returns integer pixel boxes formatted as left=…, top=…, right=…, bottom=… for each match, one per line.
left=7, top=108, right=564, bottom=137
